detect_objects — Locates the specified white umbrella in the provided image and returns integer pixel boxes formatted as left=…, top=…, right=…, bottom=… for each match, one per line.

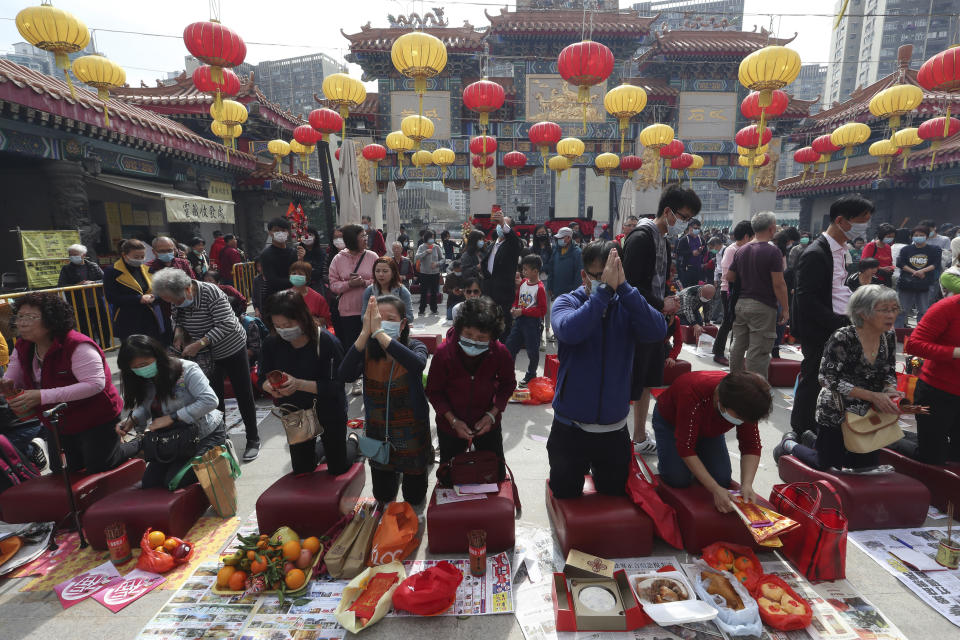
left=373, top=187, right=384, bottom=231
left=338, top=138, right=362, bottom=226
left=385, top=181, right=401, bottom=248
left=617, top=179, right=635, bottom=233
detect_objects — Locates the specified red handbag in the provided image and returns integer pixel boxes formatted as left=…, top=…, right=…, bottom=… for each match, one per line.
left=769, top=481, right=847, bottom=582
left=625, top=453, right=683, bottom=549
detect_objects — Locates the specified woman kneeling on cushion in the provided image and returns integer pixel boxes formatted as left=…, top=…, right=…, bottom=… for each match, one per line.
left=653, top=370, right=773, bottom=513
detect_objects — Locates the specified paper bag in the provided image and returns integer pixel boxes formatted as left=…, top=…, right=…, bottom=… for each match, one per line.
left=190, top=445, right=241, bottom=517
left=327, top=504, right=381, bottom=580
left=335, top=561, right=406, bottom=632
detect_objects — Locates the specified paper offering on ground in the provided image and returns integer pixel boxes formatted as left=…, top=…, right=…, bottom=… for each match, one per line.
left=224, top=398, right=273, bottom=434
left=435, top=487, right=486, bottom=504
left=927, top=505, right=949, bottom=520
left=456, top=482, right=499, bottom=494
left=54, top=560, right=121, bottom=609
left=850, top=527, right=960, bottom=629
left=395, top=552, right=514, bottom=616
left=93, top=568, right=165, bottom=612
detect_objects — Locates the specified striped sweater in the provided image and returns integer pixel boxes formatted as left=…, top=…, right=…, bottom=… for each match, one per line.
left=172, top=281, right=247, bottom=360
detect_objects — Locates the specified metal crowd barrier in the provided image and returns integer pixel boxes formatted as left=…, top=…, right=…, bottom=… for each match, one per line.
left=231, top=261, right=257, bottom=305
left=1, top=283, right=117, bottom=351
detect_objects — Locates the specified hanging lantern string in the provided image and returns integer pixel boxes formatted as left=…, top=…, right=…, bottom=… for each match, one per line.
left=209, top=0, right=221, bottom=22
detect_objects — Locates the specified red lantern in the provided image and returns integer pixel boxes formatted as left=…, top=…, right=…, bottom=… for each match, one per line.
left=472, top=155, right=494, bottom=169
left=183, top=21, right=246, bottom=83
left=362, top=143, right=387, bottom=163
left=294, top=125, right=321, bottom=146
left=557, top=40, right=614, bottom=130
left=309, top=108, right=343, bottom=142
left=811, top=135, right=842, bottom=176
left=670, top=153, right=693, bottom=170
left=793, top=146, right=820, bottom=182
left=918, top=116, right=960, bottom=168
left=659, top=139, right=685, bottom=159
left=918, top=47, right=960, bottom=92
left=757, top=153, right=770, bottom=167
left=528, top=121, right=563, bottom=173
left=735, top=125, right=773, bottom=149
left=620, top=154, right=642, bottom=178
left=192, top=65, right=240, bottom=111
left=741, top=90, right=789, bottom=120
left=469, top=136, right=497, bottom=155
left=462, top=79, right=505, bottom=129
left=502, top=150, right=528, bottom=187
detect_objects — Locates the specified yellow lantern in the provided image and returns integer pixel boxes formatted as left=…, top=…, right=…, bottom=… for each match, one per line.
left=400, top=114, right=434, bottom=150
left=209, top=99, right=248, bottom=136
left=267, top=139, right=290, bottom=166
left=813, top=153, right=830, bottom=178
left=71, top=54, right=125, bottom=126
left=411, top=149, right=433, bottom=181
left=289, top=139, right=315, bottom=172
left=687, top=154, right=704, bottom=187
left=738, top=144, right=769, bottom=156
left=738, top=154, right=767, bottom=167
left=869, top=84, right=923, bottom=132
left=556, top=137, right=584, bottom=181
left=321, top=73, right=366, bottom=139
left=16, top=2, right=90, bottom=98
left=595, top=152, right=620, bottom=183
left=548, top=155, right=571, bottom=180
left=830, top=122, right=871, bottom=174
left=386, top=130, right=415, bottom=171
left=211, top=121, right=242, bottom=151
left=432, top=147, right=455, bottom=185
left=639, top=124, right=674, bottom=181
left=891, top=126, right=923, bottom=169
left=604, top=84, right=648, bottom=153
left=391, top=31, right=447, bottom=118
left=738, top=45, right=802, bottom=154
left=868, top=139, right=901, bottom=177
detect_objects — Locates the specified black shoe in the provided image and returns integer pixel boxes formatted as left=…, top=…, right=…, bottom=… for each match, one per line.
left=713, top=355, right=730, bottom=366
left=800, top=430, right=817, bottom=449
left=771, top=348, right=781, bottom=359
left=242, top=440, right=260, bottom=463
left=519, top=375, right=534, bottom=387
left=773, top=431, right=799, bottom=463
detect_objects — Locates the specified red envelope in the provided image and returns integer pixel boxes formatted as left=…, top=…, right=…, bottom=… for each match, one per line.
left=54, top=561, right=121, bottom=609
left=93, top=569, right=166, bottom=612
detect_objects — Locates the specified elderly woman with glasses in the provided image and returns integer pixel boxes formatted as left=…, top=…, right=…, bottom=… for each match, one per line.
left=1, top=292, right=130, bottom=472
left=150, top=268, right=261, bottom=462
left=774, top=285, right=902, bottom=471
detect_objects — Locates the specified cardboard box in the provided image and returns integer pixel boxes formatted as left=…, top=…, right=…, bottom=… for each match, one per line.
left=552, top=550, right=651, bottom=632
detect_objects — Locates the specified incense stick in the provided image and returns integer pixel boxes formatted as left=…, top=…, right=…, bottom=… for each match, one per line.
left=948, top=501, right=954, bottom=544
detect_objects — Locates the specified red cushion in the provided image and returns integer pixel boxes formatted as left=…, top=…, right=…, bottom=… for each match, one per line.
left=0, top=458, right=146, bottom=524
left=545, top=354, right=559, bottom=382
left=427, top=480, right=516, bottom=553
left=411, top=334, right=440, bottom=355
left=82, top=484, right=209, bottom=550
left=680, top=324, right=719, bottom=345
left=656, top=478, right=772, bottom=552
left=777, top=455, right=929, bottom=530
left=767, top=359, right=801, bottom=387
left=546, top=477, right=653, bottom=557
left=256, top=463, right=365, bottom=537
left=895, top=327, right=912, bottom=344
left=662, top=359, right=692, bottom=386
left=703, top=325, right=719, bottom=338
left=877, top=449, right=960, bottom=514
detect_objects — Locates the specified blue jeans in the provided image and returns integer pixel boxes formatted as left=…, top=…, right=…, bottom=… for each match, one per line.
left=896, top=288, right=931, bottom=328
left=652, top=406, right=732, bottom=488
left=504, top=315, right=541, bottom=379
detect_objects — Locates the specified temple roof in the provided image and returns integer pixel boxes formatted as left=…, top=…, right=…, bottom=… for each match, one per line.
left=339, top=24, right=485, bottom=52
left=777, top=163, right=889, bottom=197
left=238, top=161, right=327, bottom=197
left=0, top=59, right=255, bottom=169
left=314, top=91, right=379, bottom=118
left=623, top=77, right=679, bottom=99
left=636, top=27, right=796, bottom=64
left=484, top=8, right=656, bottom=36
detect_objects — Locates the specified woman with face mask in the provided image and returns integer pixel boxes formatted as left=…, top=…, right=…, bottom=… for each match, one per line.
left=58, top=243, right=108, bottom=346
left=426, top=297, right=516, bottom=480
left=298, top=226, right=327, bottom=294
left=361, top=258, right=414, bottom=323
left=288, top=261, right=332, bottom=328
left=860, top=223, right=897, bottom=287
left=340, top=295, right=431, bottom=505
left=260, top=290, right=349, bottom=475
left=103, top=238, right=164, bottom=341
left=459, top=230, right=485, bottom=280
left=116, top=334, right=225, bottom=489
left=186, top=237, right=209, bottom=278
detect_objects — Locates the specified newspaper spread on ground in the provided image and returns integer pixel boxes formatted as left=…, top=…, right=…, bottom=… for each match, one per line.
left=395, top=553, right=514, bottom=616
left=850, top=526, right=960, bottom=629
left=224, top=398, right=274, bottom=434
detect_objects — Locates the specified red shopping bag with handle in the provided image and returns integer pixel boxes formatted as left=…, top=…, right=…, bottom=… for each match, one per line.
left=769, top=481, right=847, bottom=582
left=625, top=453, right=683, bottom=549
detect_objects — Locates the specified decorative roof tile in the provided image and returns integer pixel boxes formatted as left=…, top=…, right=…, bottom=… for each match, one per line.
left=340, top=25, right=484, bottom=52
left=637, top=27, right=796, bottom=63
left=484, top=8, right=655, bottom=35
left=777, top=163, right=890, bottom=197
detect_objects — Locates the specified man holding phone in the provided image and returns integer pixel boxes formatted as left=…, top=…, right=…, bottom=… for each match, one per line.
left=481, top=206, right=523, bottom=338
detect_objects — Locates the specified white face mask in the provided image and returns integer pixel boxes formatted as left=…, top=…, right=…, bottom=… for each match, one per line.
left=842, top=221, right=868, bottom=242
left=273, top=231, right=288, bottom=243
left=666, top=210, right=685, bottom=236
left=275, top=325, right=303, bottom=341
left=303, top=235, right=315, bottom=246
left=333, top=238, right=345, bottom=249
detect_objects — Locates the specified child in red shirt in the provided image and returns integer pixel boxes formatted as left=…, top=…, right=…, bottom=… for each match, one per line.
left=505, top=254, right=548, bottom=386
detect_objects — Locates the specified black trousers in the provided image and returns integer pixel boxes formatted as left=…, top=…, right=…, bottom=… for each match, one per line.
left=289, top=410, right=349, bottom=476
left=210, top=347, right=259, bottom=443
left=791, top=425, right=878, bottom=470
left=437, top=426, right=505, bottom=479
left=916, top=379, right=960, bottom=465
left=370, top=466, right=428, bottom=505
left=335, top=315, right=363, bottom=354
left=141, top=421, right=227, bottom=490
left=713, top=291, right=733, bottom=356
left=418, top=273, right=441, bottom=313
left=791, top=335, right=829, bottom=433
left=50, top=417, right=130, bottom=474
left=546, top=419, right=631, bottom=499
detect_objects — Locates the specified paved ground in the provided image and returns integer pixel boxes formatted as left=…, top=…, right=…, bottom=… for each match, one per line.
left=0, top=305, right=952, bottom=639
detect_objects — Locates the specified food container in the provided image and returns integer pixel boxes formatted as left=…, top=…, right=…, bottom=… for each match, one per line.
left=629, top=570, right=717, bottom=626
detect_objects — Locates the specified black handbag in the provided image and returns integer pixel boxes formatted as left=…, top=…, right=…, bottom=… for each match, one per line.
left=142, top=420, right=199, bottom=464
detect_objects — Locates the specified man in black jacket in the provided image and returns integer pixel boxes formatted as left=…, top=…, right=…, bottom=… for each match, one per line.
left=622, top=185, right=700, bottom=452
left=790, top=194, right=875, bottom=435
left=481, top=208, right=524, bottom=338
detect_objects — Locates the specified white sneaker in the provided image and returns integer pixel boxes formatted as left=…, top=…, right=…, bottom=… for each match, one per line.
left=633, top=439, right=657, bottom=455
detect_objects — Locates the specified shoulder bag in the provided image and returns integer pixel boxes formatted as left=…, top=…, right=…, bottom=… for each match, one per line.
left=357, top=361, right=396, bottom=465
left=838, top=392, right=903, bottom=454
left=272, top=399, right=322, bottom=445
left=142, top=419, right=199, bottom=464
left=436, top=442, right=522, bottom=518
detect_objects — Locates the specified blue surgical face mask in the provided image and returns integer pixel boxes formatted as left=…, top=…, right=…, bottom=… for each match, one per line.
left=882, top=237, right=894, bottom=245
left=289, top=274, right=307, bottom=287
left=125, top=257, right=144, bottom=267
left=176, top=296, right=194, bottom=309
left=691, top=228, right=701, bottom=236
left=381, top=320, right=402, bottom=339
left=496, top=225, right=505, bottom=238
left=719, top=407, right=743, bottom=426
left=459, top=337, right=489, bottom=357
left=132, top=361, right=157, bottom=378
left=800, top=237, right=810, bottom=245
left=427, top=240, right=435, bottom=246
left=477, top=239, right=485, bottom=249
left=666, top=210, right=685, bottom=236
left=69, top=255, right=83, bottom=265
left=586, top=277, right=602, bottom=295
left=158, top=252, right=174, bottom=263
left=912, top=236, right=926, bottom=246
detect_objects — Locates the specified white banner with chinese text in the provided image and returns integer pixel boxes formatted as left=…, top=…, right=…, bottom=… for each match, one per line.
left=164, top=196, right=235, bottom=224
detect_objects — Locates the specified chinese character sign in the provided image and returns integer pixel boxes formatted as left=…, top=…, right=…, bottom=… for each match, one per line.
left=678, top=92, right=737, bottom=140
left=164, top=196, right=235, bottom=224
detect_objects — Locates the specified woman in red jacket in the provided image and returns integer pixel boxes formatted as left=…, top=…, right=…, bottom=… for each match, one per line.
left=905, top=294, right=960, bottom=464
left=425, top=297, right=516, bottom=477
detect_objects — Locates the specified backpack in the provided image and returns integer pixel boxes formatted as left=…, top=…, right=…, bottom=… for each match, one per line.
left=0, top=433, right=40, bottom=493
left=240, top=315, right=269, bottom=343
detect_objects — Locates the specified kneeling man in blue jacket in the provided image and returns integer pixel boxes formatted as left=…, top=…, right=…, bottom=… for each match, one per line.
left=549, top=240, right=668, bottom=498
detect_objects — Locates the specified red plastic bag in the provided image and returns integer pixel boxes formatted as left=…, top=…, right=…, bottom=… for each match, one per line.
left=392, top=561, right=463, bottom=616
left=625, top=454, right=683, bottom=549
left=701, top=542, right=763, bottom=592
left=523, top=377, right=555, bottom=405
left=135, top=528, right=194, bottom=574
left=751, top=574, right=813, bottom=631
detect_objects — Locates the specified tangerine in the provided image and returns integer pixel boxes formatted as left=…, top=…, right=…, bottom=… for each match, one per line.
left=733, top=557, right=753, bottom=572
left=228, top=570, right=248, bottom=591
left=247, top=549, right=257, bottom=561
left=733, top=570, right=749, bottom=584
left=302, top=537, right=321, bottom=555
left=216, top=566, right=236, bottom=588
left=154, top=545, right=166, bottom=553
left=715, top=547, right=735, bottom=569
left=147, top=530, right=166, bottom=548
left=285, top=568, right=306, bottom=590
left=250, top=556, right=269, bottom=575
left=163, top=538, right=179, bottom=551
left=282, top=539, right=302, bottom=561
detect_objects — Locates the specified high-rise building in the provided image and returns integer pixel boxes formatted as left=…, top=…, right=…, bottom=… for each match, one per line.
left=793, top=64, right=828, bottom=114
left=447, top=189, right=468, bottom=217
left=826, top=0, right=960, bottom=107
left=633, top=0, right=744, bottom=32
left=3, top=42, right=97, bottom=83
left=183, top=55, right=255, bottom=80
left=255, top=53, right=347, bottom=120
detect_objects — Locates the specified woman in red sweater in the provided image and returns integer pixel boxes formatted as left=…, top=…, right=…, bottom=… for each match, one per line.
left=905, top=295, right=960, bottom=464
left=653, top=370, right=772, bottom=513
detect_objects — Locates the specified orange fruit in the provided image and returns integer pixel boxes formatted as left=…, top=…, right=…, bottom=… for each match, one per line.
left=228, top=570, right=247, bottom=591
left=302, top=537, right=321, bottom=555
left=250, top=556, right=268, bottom=575
left=147, top=531, right=166, bottom=548
left=734, top=557, right=753, bottom=572
left=282, top=540, right=302, bottom=561
left=247, top=550, right=257, bottom=561
left=217, top=566, right=236, bottom=588
left=284, top=568, right=306, bottom=590
left=733, top=570, right=749, bottom=584
left=154, top=545, right=166, bottom=553
left=163, top=538, right=179, bottom=551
